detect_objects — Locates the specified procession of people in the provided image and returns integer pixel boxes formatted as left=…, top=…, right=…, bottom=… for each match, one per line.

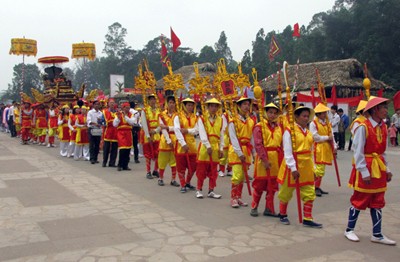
left=1, top=61, right=398, bottom=248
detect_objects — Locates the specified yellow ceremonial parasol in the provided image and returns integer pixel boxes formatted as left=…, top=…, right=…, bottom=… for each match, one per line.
left=71, top=42, right=96, bottom=85
left=9, top=37, right=38, bottom=93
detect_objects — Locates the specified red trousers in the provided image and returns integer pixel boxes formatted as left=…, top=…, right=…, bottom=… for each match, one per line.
left=176, top=154, right=197, bottom=187
left=143, top=141, right=159, bottom=159
left=21, top=128, right=31, bottom=141
left=350, top=190, right=385, bottom=210
left=251, top=178, right=278, bottom=211
left=196, top=161, right=218, bottom=191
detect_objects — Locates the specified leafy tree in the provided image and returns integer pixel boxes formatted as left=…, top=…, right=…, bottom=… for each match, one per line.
left=252, top=29, right=269, bottom=79
left=2, top=63, right=42, bottom=101
left=240, top=49, right=252, bottom=75
left=103, top=22, right=131, bottom=58
left=198, top=45, right=218, bottom=64
left=215, top=31, right=233, bottom=65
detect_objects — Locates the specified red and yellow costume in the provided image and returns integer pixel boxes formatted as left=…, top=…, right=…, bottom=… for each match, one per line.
left=13, top=106, right=21, bottom=137
left=158, top=110, right=178, bottom=182
left=58, top=110, right=70, bottom=157
left=20, top=107, right=33, bottom=143
left=228, top=110, right=255, bottom=205
left=277, top=122, right=316, bottom=221
left=102, top=107, right=118, bottom=167
left=174, top=102, right=198, bottom=188
left=218, top=113, right=232, bottom=176
left=67, top=108, right=78, bottom=158
left=252, top=115, right=283, bottom=215
left=113, top=109, right=134, bottom=170
left=196, top=109, right=226, bottom=193
left=47, top=107, right=59, bottom=146
left=348, top=119, right=388, bottom=208
left=34, top=106, right=48, bottom=144
left=141, top=105, right=161, bottom=173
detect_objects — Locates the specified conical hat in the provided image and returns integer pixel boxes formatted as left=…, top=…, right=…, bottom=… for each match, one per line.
left=364, top=96, right=389, bottom=112
left=356, top=100, right=367, bottom=113
left=182, top=98, right=195, bottom=104
left=236, top=96, right=252, bottom=104
left=205, top=98, right=221, bottom=105
left=314, top=103, right=330, bottom=113
left=264, top=102, right=280, bottom=112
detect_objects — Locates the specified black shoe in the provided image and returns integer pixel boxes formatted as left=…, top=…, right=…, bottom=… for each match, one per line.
left=123, top=167, right=132, bottom=171
left=102, top=163, right=106, bottom=167
left=315, top=188, right=322, bottom=197
left=152, top=170, right=160, bottom=178
left=91, top=161, right=96, bottom=164
left=185, top=184, right=196, bottom=190
left=320, top=188, right=329, bottom=194
left=303, top=219, right=323, bottom=228
left=263, top=208, right=279, bottom=217
left=180, top=187, right=187, bottom=193
left=279, top=214, right=290, bottom=225
left=250, top=208, right=259, bottom=217
left=170, top=180, right=180, bottom=187
left=135, top=159, right=140, bottom=163
left=146, top=172, right=153, bottom=179
left=117, top=167, right=122, bottom=171
left=158, top=179, right=164, bottom=186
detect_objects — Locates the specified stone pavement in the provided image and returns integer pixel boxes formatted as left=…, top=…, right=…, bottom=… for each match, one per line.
left=0, top=132, right=399, bottom=262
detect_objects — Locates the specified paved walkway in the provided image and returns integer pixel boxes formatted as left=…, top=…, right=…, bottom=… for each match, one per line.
left=0, top=133, right=399, bottom=261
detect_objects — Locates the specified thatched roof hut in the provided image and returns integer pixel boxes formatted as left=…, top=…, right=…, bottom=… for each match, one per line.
left=261, top=58, right=390, bottom=98
left=156, top=63, right=216, bottom=89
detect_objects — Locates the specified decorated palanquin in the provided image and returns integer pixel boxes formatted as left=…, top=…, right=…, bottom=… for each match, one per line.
left=37, top=56, right=84, bottom=105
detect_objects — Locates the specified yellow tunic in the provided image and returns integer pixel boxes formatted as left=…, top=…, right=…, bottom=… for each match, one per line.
left=312, top=119, right=333, bottom=165
left=254, top=119, right=283, bottom=178
left=143, top=106, right=161, bottom=143
left=175, top=112, right=198, bottom=155
left=228, top=117, right=255, bottom=165
left=277, top=124, right=314, bottom=187
left=197, top=116, right=223, bottom=163
left=159, top=111, right=177, bottom=152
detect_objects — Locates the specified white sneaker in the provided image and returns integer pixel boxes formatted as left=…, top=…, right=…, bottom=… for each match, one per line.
left=344, top=230, right=360, bottom=242
left=196, top=191, right=203, bottom=199
left=47, top=144, right=51, bottom=148
left=371, top=235, right=396, bottom=245
left=218, top=170, right=225, bottom=177
left=207, top=191, right=221, bottom=199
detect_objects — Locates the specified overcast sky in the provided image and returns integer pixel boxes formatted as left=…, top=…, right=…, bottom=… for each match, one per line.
left=1, top=0, right=335, bottom=92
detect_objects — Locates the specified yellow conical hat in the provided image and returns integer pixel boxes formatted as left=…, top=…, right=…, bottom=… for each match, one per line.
left=205, top=98, right=221, bottom=105
left=264, top=102, right=280, bottom=112
left=356, top=100, right=367, bottom=113
left=294, top=106, right=315, bottom=123
left=314, top=103, right=330, bottom=113
left=182, top=98, right=195, bottom=103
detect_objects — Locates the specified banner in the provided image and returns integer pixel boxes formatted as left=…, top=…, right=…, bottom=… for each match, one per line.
left=268, top=35, right=281, bottom=61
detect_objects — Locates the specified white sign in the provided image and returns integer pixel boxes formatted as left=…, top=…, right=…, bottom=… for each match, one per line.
left=110, top=75, right=125, bottom=98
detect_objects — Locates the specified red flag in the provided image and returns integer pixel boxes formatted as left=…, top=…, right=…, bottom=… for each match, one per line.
left=331, top=85, right=337, bottom=105
left=268, top=35, right=281, bottom=61
left=310, top=85, right=316, bottom=108
left=292, top=23, right=300, bottom=37
left=170, top=27, right=181, bottom=52
left=160, top=36, right=169, bottom=66
left=377, top=88, right=384, bottom=97
left=157, top=90, right=165, bottom=105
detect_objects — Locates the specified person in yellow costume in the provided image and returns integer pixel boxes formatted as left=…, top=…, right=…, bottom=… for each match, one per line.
left=277, top=106, right=323, bottom=228
left=174, top=97, right=199, bottom=193
left=141, top=94, right=162, bottom=179
left=309, top=103, right=337, bottom=197
left=13, top=102, right=21, bottom=138
left=157, top=96, right=179, bottom=187
left=195, top=98, right=227, bottom=199
left=228, top=96, right=255, bottom=208
left=251, top=103, right=283, bottom=217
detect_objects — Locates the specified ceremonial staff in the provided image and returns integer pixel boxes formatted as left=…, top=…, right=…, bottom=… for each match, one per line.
left=315, top=68, right=341, bottom=187
left=162, top=61, right=193, bottom=176
left=217, top=59, right=251, bottom=196
left=283, top=61, right=302, bottom=223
